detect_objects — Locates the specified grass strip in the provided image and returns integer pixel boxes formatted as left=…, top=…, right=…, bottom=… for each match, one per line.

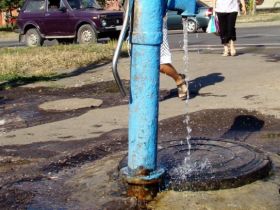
left=0, top=41, right=127, bottom=83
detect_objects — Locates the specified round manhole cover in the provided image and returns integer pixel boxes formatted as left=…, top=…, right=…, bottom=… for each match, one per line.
left=120, top=138, right=272, bottom=191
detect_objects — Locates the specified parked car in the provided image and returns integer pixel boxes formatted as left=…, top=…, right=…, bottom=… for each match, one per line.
left=17, top=0, right=123, bottom=46
left=167, top=1, right=213, bottom=33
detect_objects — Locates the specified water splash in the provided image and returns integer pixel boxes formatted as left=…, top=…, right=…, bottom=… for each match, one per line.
left=182, top=18, right=192, bottom=156
left=169, top=156, right=212, bottom=180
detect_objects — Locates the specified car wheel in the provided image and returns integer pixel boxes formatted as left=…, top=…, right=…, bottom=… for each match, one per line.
left=77, top=24, right=97, bottom=44
left=25, top=28, right=43, bottom=47
left=186, top=19, right=197, bottom=33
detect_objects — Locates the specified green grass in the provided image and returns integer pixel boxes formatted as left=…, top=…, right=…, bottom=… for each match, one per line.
left=0, top=41, right=128, bottom=87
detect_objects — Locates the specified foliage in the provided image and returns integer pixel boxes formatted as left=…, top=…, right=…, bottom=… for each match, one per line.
left=245, top=0, right=256, bottom=15
left=97, top=0, right=106, bottom=6
left=96, top=0, right=106, bottom=7
left=0, top=0, right=24, bottom=12
left=0, top=0, right=24, bottom=29
left=0, top=25, right=15, bottom=31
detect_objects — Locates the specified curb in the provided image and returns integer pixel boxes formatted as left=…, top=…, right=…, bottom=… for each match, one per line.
left=236, top=20, right=280, bottom=28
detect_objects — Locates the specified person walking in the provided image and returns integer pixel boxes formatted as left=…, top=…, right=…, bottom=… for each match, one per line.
left=213, top=0, right=247, bottom=56
left=160, top=17, right=188, bottom=99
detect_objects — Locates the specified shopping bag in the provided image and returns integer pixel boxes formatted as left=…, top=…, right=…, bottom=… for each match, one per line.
left=206, top=15, right=217, bottom=33
left=214, top=16, right=220, bottom=35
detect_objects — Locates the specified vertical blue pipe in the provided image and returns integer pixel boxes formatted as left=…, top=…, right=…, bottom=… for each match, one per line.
left=128, top=0, right=164, bottom=174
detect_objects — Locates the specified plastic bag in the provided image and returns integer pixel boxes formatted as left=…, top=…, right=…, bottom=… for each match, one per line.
left=206, top=15, right=217, bottom=33
left=214, top=16, right=220, bottom=35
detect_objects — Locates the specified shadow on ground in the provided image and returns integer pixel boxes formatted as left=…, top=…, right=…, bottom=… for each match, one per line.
left=161, top=72, right=225, bottom=100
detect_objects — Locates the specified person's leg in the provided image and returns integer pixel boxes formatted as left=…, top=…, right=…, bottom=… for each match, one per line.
left=227, top=12, right=238, bottom=56
left=160, top=63, right=188, bottom=98
left=217, top=12, right=230, bottom=56
left=160, top=64, right=183, bottom=85
left=160, top=17, right=188, bottom=98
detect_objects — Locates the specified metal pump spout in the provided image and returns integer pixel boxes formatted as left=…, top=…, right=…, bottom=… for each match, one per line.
left=167, top=0, right=196, bottom=16
left=114, top=0, right=196, bottom=201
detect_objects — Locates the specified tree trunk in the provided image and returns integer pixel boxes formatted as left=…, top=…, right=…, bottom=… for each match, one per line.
left=251, top=0, right=256, bottom=15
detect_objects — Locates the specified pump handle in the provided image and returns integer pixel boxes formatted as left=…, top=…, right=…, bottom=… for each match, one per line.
left=112, top=0, right=131, bottom=97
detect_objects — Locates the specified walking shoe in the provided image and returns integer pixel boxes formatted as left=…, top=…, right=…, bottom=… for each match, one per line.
left=177, top=74, right=189, bottom=99
left=222, top=44, right=230, bottom=56
left=230, top=48, right=236, bottom=56
left=230, top=40, right=236, bottom=56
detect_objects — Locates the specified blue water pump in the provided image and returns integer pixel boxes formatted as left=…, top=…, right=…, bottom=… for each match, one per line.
left=112, top=0, right=196, bottom=200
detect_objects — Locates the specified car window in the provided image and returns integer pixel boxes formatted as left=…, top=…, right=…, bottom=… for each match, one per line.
left=66, top=0, right=102, bottom=10
left=48, top=0, right=62, bottom=10
left=67, top=0, right=80, bottom=9
left=24, top=0, right=46, bottom=12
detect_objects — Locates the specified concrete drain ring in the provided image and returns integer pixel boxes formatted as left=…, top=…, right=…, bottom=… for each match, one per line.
left=157, top=138, right=272, bottom=191
left=119, top=139, right=272, bottom=191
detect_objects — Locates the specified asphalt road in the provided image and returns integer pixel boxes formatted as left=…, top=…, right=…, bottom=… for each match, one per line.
left=169, top=25, right=280, bottom=50
left=0, top=39, right=24, bottom=48
left=1, top=25, right=280, bottom=49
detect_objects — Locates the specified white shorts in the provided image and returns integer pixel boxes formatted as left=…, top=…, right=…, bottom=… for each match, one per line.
left=160, top=17, right=172, bottom=64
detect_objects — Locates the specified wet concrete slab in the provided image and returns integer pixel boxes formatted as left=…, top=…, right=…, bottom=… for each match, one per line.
left=39, top=98, right=103, bottom=111
left=0, top=81, right=130, bottom=132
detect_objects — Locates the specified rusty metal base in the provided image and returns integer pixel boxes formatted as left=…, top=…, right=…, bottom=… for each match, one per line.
left=120, top=167, right=165, bottom=201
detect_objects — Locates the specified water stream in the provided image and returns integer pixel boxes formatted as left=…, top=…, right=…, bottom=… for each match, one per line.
left=182, top=18, right=192, bottom=157
left=168, top=18, right=215, bottom=180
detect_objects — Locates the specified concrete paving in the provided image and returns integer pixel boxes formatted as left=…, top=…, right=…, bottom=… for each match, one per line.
left=39, top=98, right=103, bottom=111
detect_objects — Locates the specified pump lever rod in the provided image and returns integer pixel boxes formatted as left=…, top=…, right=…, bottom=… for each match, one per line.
left=112, top=0, right=131, bottom=97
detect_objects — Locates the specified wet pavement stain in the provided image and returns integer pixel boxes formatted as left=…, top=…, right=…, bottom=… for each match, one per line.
left=0, top=81, right=173, bottom=133
left=0, top=108, right=279, bottom=209
left=0, top=80, right=130, bottom=132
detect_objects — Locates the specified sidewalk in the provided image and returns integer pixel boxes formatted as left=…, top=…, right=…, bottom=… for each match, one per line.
left=1, top=49, right=279, bottom=145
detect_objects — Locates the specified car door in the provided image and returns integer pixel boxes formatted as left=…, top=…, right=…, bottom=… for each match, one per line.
left=43, top=0, right=74, bottom=36
left=21, top=0, right=46, bottom=31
